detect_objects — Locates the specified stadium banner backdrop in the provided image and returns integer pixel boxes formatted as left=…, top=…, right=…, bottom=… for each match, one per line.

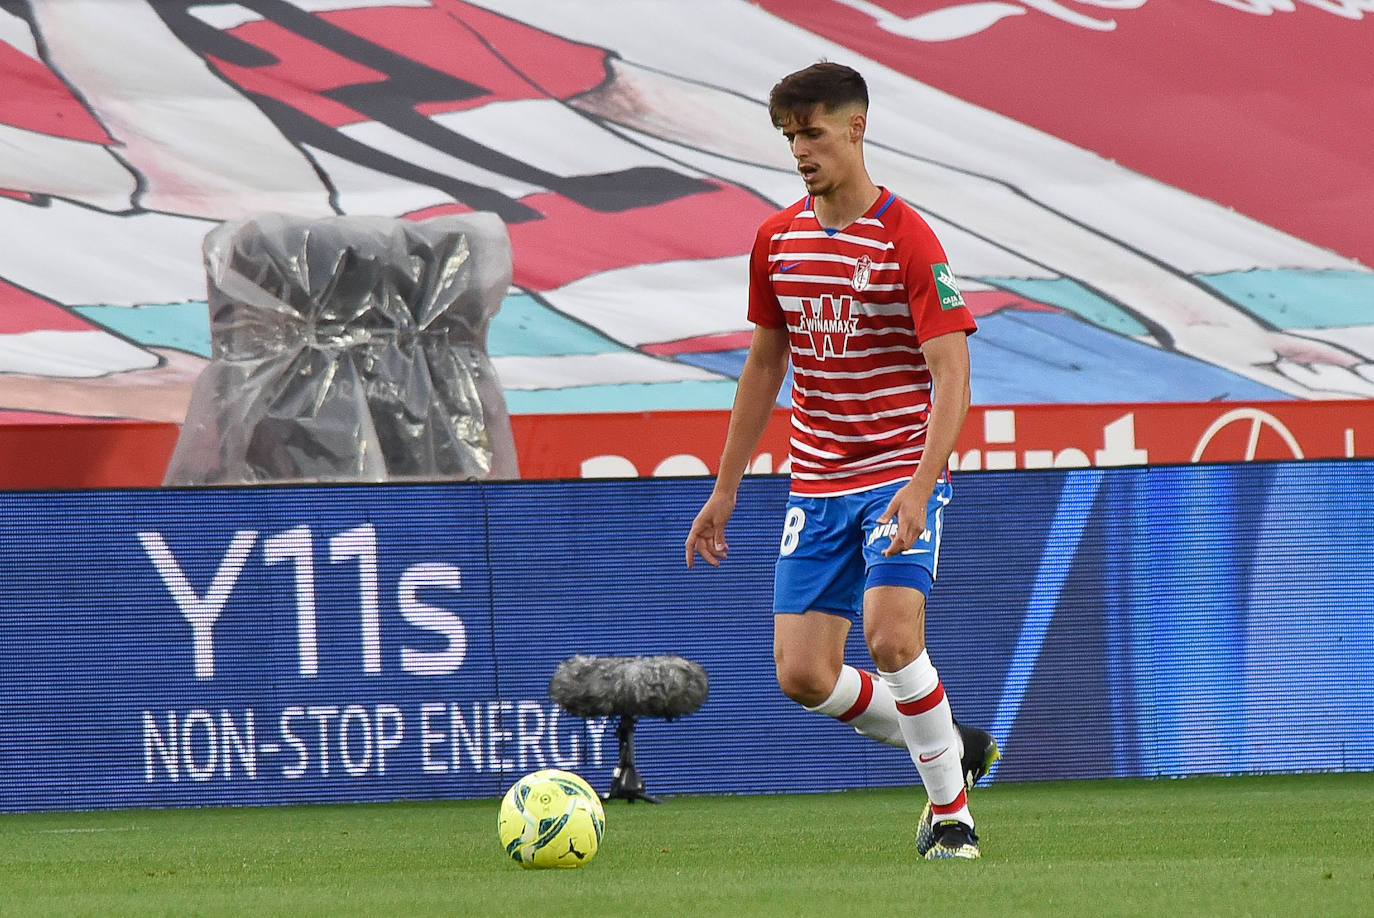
left=1, top=460, right=1370, bottom=812
left=5, top=398, right=1373, bottom=490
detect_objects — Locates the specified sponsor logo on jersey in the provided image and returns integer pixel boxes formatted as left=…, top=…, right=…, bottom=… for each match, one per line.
left=799, top=294, right=859, bottom=360
left=852, top=254, right=872, bottom=292
left=931, top=262, right=966, bottom=310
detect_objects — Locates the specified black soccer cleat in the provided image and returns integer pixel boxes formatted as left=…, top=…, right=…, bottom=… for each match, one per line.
left=955, top=720, right=1001, bottom=792
left=924, top=819, right=981, bottom=860
left=916, top=720, right=1000, bottom=856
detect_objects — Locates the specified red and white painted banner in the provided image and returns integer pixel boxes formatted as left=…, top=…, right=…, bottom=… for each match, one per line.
left=760, top=0, right=1374, bottom=269
left=509, top=400, right=1374, bottom=480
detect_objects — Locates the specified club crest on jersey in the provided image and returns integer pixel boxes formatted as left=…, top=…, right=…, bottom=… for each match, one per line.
left=852, top=254, right=872, bottom=292
left=931, top=262, right=966, bottom=310
left=799, top=294, right=859, bottom=360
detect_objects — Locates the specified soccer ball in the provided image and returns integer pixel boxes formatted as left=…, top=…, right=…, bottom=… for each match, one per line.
left=497, top=769, right=605, bottom=869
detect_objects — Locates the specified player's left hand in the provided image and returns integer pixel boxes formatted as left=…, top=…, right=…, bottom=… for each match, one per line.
left=876, top=480, right=933, bottom=557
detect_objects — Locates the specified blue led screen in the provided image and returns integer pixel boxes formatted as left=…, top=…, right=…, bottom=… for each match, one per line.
left=0, top=461, right=1369, bottom=812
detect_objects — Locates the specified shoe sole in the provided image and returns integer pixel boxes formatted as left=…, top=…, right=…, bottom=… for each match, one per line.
left=925, top=843, right=981, bottom=860
left=916, top=800, right=936, bottom=856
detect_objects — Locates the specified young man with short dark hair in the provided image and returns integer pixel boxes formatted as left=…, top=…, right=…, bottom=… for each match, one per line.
left=686, top=61, right=997, bottom=860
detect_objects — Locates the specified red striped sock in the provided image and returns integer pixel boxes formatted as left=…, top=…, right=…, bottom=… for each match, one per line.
left=805, top=665, right=905, bottom=747
left=881, top=653, right=972, bottom=826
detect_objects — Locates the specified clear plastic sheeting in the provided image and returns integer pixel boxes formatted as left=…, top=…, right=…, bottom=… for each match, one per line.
left=164, top=212, right=518, bottom=485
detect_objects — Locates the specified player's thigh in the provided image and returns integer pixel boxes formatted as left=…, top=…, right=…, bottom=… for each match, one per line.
left=773, top=610, right=851, bottom=670
left=857, top=479, right=950, bottom=663
left=861, top=584, right=928, bottom=666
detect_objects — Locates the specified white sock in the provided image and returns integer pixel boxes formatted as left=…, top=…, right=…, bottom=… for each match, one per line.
left=805, top=664, right=905, bottom=747
left=879, top=651, right=972, bottom=828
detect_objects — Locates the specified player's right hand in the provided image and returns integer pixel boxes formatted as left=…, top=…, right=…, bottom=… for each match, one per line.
left=685, top=492, right=736, bottom=568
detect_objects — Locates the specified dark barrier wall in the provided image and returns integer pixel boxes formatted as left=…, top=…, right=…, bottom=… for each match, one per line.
left=2, top=461, right=1370, bottom=811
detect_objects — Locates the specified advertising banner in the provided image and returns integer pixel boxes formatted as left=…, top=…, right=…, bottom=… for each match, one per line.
left=5, top=398, right=1371, bottom=488
left=509, top=400, right=1374, bottom=480
left=1, top=462, right=1371, bottom=812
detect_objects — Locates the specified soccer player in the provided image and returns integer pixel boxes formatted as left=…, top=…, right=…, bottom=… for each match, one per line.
left=685, top=62, right=997, bottom=860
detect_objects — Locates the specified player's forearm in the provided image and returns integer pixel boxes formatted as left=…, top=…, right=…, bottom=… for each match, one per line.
left=912, top=380, right=969, bottom=489
left=713, top=359, right=787, bottom=494
left=910, top=339, right=971, bottom=490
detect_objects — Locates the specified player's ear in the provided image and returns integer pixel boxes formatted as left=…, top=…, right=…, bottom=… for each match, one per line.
left=849, top=110, right=866, bottom=143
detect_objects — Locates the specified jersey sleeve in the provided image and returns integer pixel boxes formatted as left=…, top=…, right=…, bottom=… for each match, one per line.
left=746, top=219, right=786, bottom=329
left=901, top=214, right=978, bottom=343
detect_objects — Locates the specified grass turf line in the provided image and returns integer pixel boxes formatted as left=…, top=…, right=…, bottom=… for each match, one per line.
left=1, top=772, right=1370, bottom=917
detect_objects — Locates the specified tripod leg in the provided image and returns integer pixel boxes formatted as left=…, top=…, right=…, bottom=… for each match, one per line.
left=603, top=715, right=660, bottom=803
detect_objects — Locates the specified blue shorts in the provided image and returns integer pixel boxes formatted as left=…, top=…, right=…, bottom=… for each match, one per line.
left=773, top=478, right=952, bottom=620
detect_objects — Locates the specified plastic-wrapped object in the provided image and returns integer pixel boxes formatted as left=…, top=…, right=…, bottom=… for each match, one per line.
left=163, top=212, right=518, bottom=485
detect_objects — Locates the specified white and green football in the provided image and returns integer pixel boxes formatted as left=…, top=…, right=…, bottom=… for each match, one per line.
left=497, top=769, right=605, bottom=869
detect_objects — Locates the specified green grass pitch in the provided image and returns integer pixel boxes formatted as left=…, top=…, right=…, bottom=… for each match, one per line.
left=3, top=773, right=1371, bottom=917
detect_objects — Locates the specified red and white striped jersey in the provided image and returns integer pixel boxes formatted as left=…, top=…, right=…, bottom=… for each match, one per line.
left=748, top=189, right=977, bottom=496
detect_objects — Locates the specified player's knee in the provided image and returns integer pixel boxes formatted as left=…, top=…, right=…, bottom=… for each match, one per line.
left=865, top=631, right=924, bottom=674
left=774, top=660, right=834, bottom=708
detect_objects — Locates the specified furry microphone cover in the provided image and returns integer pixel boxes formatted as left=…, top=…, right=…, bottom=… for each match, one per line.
left=549, top=654, right=708, bottom=720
